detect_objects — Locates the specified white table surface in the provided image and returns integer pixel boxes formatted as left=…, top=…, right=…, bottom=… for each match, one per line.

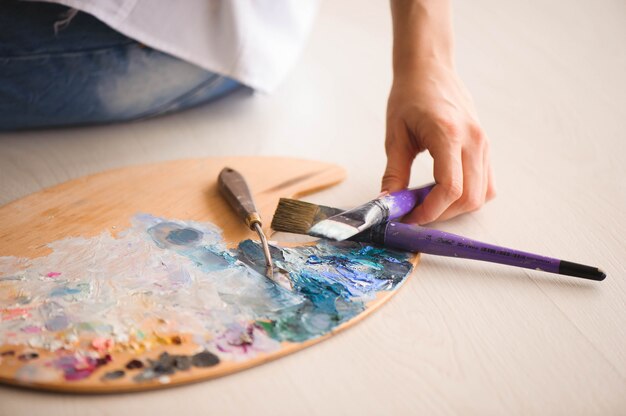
left=1, top=1, right=625, bottom=415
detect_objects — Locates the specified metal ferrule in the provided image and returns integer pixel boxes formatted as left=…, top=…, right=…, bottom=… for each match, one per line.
left=369, top=223, right=389, bottom=244
left=350, top=200, right=388, bottom=230
left=372, top=198, right=391, bottom=221
left=245, top=212, right=262, bottom=229
left=351, top=223, right=388, bottom=245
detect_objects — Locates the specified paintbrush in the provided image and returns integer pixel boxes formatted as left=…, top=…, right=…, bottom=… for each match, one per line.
left=271, top=199, right=606, bottom=281
left=308, top=184, right=435, bottom=240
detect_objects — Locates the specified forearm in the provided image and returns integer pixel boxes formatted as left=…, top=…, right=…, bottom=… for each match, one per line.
left=384, top=0, right=495, bottom=224
left=390, top=0, right=455, bottom=76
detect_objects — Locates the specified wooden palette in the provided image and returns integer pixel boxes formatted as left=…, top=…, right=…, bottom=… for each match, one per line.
left=0, top=157, right=419, bottom=393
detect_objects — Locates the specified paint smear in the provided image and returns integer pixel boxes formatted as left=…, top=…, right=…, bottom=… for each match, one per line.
left=0, top=213, right=413, bottom=384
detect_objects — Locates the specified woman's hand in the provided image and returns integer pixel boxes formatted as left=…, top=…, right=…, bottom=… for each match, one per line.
left=383, top=0, right=496, bottom=225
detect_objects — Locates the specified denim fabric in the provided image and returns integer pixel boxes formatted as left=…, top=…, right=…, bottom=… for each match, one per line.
left=0, top=1, right=243, bottom=131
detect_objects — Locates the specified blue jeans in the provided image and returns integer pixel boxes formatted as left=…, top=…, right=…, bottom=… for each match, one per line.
left=0, top=1, right=243, bottom=131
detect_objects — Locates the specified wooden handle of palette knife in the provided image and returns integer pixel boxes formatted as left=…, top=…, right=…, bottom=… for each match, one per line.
left=218, top=167, right=262, bottom=229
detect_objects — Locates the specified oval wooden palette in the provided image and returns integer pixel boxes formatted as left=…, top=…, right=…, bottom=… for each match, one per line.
left=0, top=157, right=419, bottom=393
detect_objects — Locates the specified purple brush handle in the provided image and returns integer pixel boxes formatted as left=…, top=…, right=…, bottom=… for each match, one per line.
left=382, top=184, right=435, bottom=220
left=383, top=222, right=560, bottom=274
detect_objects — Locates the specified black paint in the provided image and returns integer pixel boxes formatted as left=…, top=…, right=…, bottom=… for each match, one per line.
left=151, top=353, right=177, bottom=376
left=18, top=352, right=39, bottom=361
left=132, top=350, right=220, bottom=383
left=101, top=370, right=125, bottom=380
left=191, top=351, right=219, bottom=368
left=96, top=354, right=112, bottom=366
left=125, top=359, right=144, bottom=370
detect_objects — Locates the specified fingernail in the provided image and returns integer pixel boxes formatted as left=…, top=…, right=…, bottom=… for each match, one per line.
left=377, top=191, right=389, bottom=198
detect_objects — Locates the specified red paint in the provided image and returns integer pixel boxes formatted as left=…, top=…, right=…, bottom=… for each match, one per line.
left=1, top=307, right=31, bottom=321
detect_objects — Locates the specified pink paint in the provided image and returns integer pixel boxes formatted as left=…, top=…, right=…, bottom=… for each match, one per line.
left=214, top=323, right=278, bottom=358
left=21, top=325, right=42, bottom=334
left=46, top=272, right=62, bottom=278
left=91, top=337, right=114, bottom=353
left=1, top=307, right=31, bottom=321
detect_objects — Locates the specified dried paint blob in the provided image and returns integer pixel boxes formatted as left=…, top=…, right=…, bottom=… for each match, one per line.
left=18, top=352, right=39, bottom=361
left=53, top=354, right=112, bottom=381
left=125, top=359, right=144, bottom=370
left=0, top=213, right=414, bottom=385
left=166, top=228, right=202, bottom=245
left=191, top=351, right=219, bottom=368
left=132, top=351, right=213, bottom=382
left=102, top=370, right=125, bottom=381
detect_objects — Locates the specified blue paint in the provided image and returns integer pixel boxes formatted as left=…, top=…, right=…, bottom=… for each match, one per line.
left=143, top=215, right=413, bottom=343
left=166, top=228, right=201, bottom=245
left=39, top=301, right=69, bottom=331
left=147, top=221, right=234, bottom=272
left=235, top=239, right=413, bottom=342
left=0, top=212, right=416, bottom=384
left=50, top=287, right=82, bottom=297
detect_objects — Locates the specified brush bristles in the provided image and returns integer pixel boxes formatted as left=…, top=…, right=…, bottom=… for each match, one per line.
left=308, top=219, right=360, bottom=241
left=271, top=198, right=321, bottom=234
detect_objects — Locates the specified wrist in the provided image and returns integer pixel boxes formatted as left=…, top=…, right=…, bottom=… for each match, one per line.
left=392, top=56, right=456, bottom=88
left=393, top=55, right=455, bottom=80
left=391, top=0, right=455, bottom=77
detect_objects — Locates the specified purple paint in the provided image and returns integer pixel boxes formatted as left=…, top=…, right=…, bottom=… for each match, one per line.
left=21, top=325, right=42, bottom=334
left=39, top=301, right=69, bottom=331
left=54, top=354, right=112, bottom=381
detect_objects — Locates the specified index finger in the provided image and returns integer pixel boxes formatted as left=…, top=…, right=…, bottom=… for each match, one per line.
left=402, top=144, right=463, bottom=224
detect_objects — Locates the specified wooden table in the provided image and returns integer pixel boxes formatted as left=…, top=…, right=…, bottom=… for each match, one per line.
left=1, top=0, right=624, bottom=414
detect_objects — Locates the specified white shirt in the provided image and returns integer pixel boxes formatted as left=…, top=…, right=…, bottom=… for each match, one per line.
left=39, top=0, right=319, bottom=92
